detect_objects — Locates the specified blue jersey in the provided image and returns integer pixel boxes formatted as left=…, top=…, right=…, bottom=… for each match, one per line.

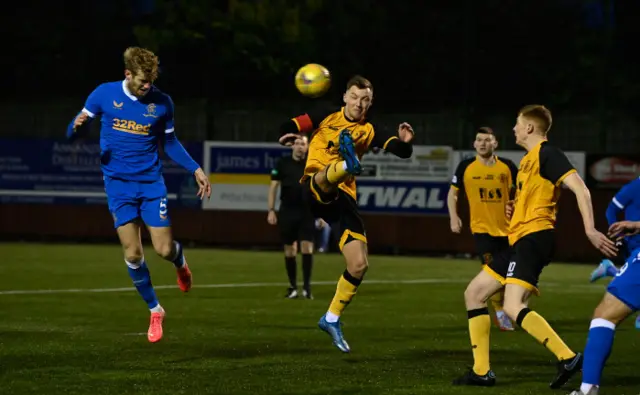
left=70, top=80, right=198, bottom=182
left=607, top=178, right=640, bottom=252
left=67, top=80, right=200, bottom=228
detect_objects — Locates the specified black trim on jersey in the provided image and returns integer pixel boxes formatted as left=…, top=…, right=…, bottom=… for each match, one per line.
left=278, top=107, right=337, bottom=138
left=451, top=157, right=475, bottom=190
left=496, top=156, right=519, bottom=199
left=539, top=142, right=575, bottom=185
left=370, top=127, right=413, bottom=158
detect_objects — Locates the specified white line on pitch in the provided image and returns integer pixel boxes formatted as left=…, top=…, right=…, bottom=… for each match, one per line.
left=0, top=278, right=603, bottom=296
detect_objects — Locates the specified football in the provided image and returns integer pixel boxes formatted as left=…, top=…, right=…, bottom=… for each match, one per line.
left=294, top=63, right=331, bottom=98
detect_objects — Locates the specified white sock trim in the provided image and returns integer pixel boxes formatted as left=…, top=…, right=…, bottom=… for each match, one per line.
left=125, top=258, right=144, bottom=269
left=580, top=383, right=596, bottom=394
left=590, top=318, right=616, bottom=330
left=150, top=304, right=164, bottom=314
left=325, top=311, right=340, bottom=323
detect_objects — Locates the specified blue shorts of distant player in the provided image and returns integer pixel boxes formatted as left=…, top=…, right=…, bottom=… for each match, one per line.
left=607, top=247, right=640, bottom=311
left=104, top=176, right=170, bottom=228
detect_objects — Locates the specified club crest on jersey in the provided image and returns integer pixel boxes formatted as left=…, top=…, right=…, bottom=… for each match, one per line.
left=143, top=103, right=158, bottom=118
left=499, top=173, right=507, bottom=183
left=325, top=140, right=339, bottom=154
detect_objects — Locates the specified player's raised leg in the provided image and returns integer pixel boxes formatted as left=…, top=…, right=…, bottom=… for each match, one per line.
left=502, top=283, right=582, bottom=388
left=148, top=224, right=192, bottom=292
left=117, top=221, right=165, bottom=343
left=142, top=192, right=192, bottom=292
left=312, top=130, right=362, bottom=197
left=453, top=269, right=503, bottom=386
left=318, top=238, right=368, bottom=353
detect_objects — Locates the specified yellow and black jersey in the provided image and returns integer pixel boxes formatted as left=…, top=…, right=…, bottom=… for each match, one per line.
left=509, top=141, right=576, bottom=245
left=451, top=155, right=518, bottom=237
left=280, top=107, right=412, bottom=201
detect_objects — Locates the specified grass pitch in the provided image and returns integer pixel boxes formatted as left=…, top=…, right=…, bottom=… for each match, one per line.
left=0, top=243, right=638, bottom=394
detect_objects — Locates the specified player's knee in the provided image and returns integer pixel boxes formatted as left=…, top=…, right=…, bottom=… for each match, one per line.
left=154, top=241, right=174, bottom=259
left=124, top=253, right=143, bottom=264
left=592, top=298, right=628, bottom=325
left=314, top=170, right=333, bottom=192
left=463, top=281, right=485, bottom=305
left=300, top=241, right=313, bottom=254
left=284, top=244, right=297, bottom=257
left=346, top=255, right=368, bottom=278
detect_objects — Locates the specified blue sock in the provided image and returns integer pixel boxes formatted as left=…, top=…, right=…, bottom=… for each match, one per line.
left=606, top=264, right=619, bottom=277
left=127, top=260, right=159, bottom=310
left=582, top=318, right=616, bottom=387
left=171, top=241, right=185, bottom=268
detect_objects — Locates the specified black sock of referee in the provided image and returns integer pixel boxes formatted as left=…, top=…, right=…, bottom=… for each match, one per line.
left=285, top=256, right=297, bottom=288
left=302, top=253, right=313, bottom=290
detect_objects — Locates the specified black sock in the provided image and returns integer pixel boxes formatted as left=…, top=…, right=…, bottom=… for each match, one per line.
left=285, top=256, right=297, bottom=288
left=302, top=253, right=313, bottom=290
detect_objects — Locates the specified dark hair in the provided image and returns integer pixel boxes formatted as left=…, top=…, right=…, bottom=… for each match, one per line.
left=346, top=75, right=373, bottom=92
left=476, top=126, right=495, bottom=137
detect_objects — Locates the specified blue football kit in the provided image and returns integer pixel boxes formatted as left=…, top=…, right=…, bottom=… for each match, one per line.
left=605, top=178, right=640, bottom=309
left=67, top=80, right=199, bottom=228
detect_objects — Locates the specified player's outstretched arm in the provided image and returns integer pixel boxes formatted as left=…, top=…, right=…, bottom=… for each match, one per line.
left=563, top=173, right=617, bottom=257
left=163, top=132, right=211, bottom=199
left=278, top=108, right=333, bottom=146
left=369, top=122, right=414, bottom=159
left=66, top=110, right=94, bottom=142
left=67, top=86, right=105, bottom=142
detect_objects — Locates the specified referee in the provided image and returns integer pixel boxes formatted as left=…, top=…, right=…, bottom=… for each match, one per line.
left=267, top=136, right=319, bottom=299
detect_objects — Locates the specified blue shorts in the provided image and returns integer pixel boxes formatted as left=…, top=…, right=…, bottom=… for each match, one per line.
left=607, top=247, right=640, bottom=311
left=104, top=176, right=171, bottom=229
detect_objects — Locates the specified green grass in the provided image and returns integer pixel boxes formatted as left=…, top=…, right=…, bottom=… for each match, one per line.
left=0, top=243, right=638, bottom=395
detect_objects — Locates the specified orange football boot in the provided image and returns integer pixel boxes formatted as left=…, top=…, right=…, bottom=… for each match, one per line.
left=176, top=260, right=192, bottom=292
left=147, top=310, right=165, bottom=343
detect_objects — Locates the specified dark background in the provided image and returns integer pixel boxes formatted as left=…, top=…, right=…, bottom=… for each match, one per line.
left=5, top=0, right=640, bottom=149
left=2, top=0, right=640, bottom=260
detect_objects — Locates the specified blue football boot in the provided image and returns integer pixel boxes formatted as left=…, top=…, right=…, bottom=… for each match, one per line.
left=590, top=259, right=618, bottom=283
left=318, top=314, right=350, bottom=353
left=338, top=129, right=362, bottom=175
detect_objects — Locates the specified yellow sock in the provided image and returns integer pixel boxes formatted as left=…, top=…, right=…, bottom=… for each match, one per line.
left=328, top=270, right=361, bottom=317
left=519, top=309, right=576, bottom=361
left=326, top=161, right=350, bottom=184
left=468, top=308, right=491, bottom=375
left=489, top=289, right=505, bottom=312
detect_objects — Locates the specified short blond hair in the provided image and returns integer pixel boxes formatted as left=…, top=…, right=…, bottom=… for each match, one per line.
left=123, top=47, right=159, bottom=81
left=519, top=104, right=552, bottom=134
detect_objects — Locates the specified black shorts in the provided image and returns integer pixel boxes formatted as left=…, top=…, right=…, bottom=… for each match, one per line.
left=473, top=233, right=510, bottom=266
left=278, top=207, right=316, bottom=245
left=302, top=176, right=366, bottom=251
left=484, top=229, right=555, bottom=295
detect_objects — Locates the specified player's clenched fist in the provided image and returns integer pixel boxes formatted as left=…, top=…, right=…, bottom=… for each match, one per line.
left=73, top=112, right=89, bottom=130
